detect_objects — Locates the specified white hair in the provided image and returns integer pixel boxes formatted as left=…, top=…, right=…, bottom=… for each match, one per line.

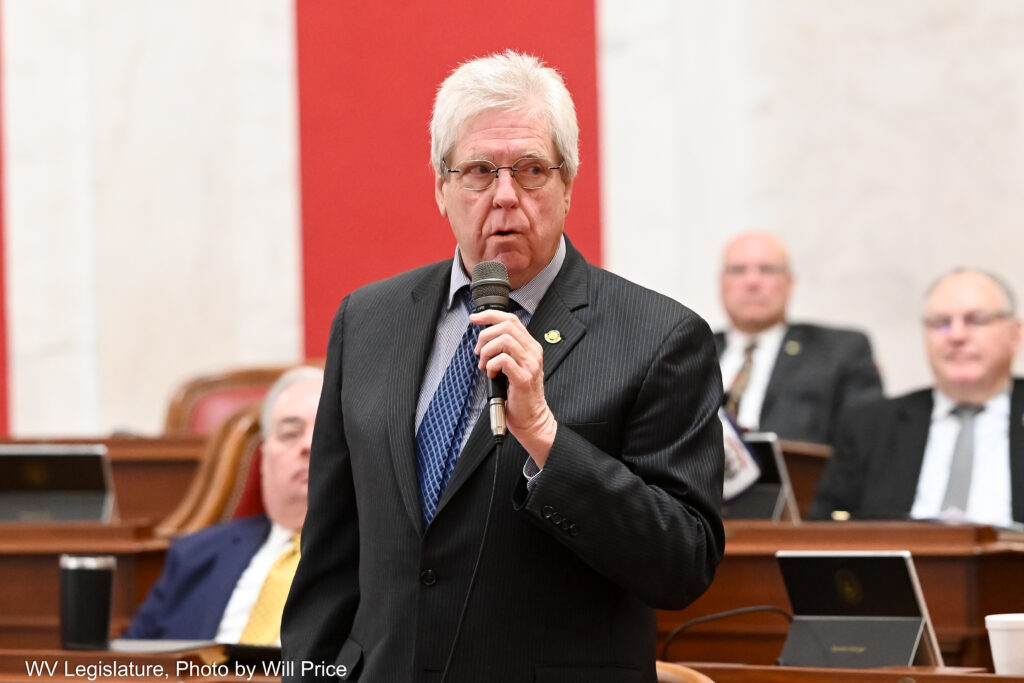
left=926, top=267, right=1018, bottom=314
left=261, top=365, right=324, bottom=439
left=430, top=50, right=579, bottom=181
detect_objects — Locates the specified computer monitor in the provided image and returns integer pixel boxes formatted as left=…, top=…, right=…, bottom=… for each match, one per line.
left=721, top=432, right=799, bottom=521
left=775, top=550, right=943, bottom=668
left=0, top=444, right=115, bottom=522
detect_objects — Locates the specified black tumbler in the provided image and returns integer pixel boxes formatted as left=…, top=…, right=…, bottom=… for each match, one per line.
left=59, top=554, right=116, bottom=650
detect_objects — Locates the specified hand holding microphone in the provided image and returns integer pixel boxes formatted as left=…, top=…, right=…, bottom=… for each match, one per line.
left=470, top=261, right=557, bottom=463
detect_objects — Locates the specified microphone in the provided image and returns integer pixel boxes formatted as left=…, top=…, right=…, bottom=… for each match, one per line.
left=471, top=261, right=511, bottom=442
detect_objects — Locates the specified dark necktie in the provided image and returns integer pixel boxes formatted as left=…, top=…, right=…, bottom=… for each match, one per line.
left=724, top=341, right=757, bottom=420
left=940, top=403, right=984, bottom=514
left=416, top=289, right=480, bottom=525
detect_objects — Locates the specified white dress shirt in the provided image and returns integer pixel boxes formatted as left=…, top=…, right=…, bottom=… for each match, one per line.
left=910, top=385, right=1013, bottom=527
left=214, top=522, right=295, bottom=644
left=719, top=323, right=786, bottom=431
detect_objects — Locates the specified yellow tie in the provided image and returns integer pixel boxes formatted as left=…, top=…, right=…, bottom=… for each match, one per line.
left=239, top=533, right=301, bottom=645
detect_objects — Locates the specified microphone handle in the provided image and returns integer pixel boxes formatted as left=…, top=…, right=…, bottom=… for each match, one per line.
left=474, top=301, right=509, bottom=441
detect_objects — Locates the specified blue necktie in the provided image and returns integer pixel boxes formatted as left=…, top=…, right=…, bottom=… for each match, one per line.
left=416, top=289, right=480, bottom=525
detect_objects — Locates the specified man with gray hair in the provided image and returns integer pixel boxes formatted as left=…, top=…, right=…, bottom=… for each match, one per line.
left=812, top=269, right=1024, bottom=526
left=283, top=51, right=724, bottom=682
left=123, top=365, right=323, bottom=642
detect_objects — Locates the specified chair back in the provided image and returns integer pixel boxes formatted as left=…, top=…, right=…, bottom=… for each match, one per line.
left=656, top=662, right=716, bottom=683
left=158, top=402, right=264, bottom=535
left=164, top=365, right=296, bottom=435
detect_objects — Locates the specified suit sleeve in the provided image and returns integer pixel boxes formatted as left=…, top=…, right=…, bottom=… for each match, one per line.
left=514, top=310, right=725, bottom=610
left=120, top=539, right=187, bottom=638
left=809, top=404, right=872, bottom=520
left=281, top=299, right=360, bottom=679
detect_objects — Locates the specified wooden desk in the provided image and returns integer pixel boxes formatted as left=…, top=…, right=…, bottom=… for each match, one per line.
left=0, top=524, right=168, bottom=649
left=687, top=663, right=1024, bottom=682
left=0, top=650, right=275, bottom=683
left=779, top=439, right=830, bottom=519
left=1, top=436, right=206, bottom=525
left=659, top=522, right=1024, bottom=669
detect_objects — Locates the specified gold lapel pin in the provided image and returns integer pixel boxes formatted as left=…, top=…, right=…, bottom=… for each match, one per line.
left=544, top=330, right=562, bottom=344
left=785, top=340, right=801, bottom=356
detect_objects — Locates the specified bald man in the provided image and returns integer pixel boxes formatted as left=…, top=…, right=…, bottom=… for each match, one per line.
left=812, top=269, right=1024, bottom=527
left=715, top=232, right=882, bottom=445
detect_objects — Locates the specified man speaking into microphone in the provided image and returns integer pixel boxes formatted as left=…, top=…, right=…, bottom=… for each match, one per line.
left=282, top=51, right=725, bottom=683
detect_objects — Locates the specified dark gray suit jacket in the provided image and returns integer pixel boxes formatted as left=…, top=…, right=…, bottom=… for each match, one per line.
left=714, top=323, right=883, bottom=445
left=810, top=379, right=1024, bottom=523
left=282, top=241, right=725, bottom=683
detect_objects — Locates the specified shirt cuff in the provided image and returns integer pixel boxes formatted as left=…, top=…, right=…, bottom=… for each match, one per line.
left=523, top=457, right=543, bottom=491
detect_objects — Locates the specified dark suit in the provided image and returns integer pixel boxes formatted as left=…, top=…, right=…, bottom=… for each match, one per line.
left=810, top=379, right=1024, bottom=523
left=122, top=515, right=270, bottom=639
left=282, top=241, right=725, bottom=683
left=714, top=323, right=882, bottom=445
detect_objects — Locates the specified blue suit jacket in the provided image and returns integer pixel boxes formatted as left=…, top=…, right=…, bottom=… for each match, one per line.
left=122, top=515, right=270, bottom=639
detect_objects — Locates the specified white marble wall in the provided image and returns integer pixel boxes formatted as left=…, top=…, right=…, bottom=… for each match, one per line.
left=5, top=1, right=1024, bottom=434
left=2, top=0, right=301, bottom=435
left=598, top=0, right=1024, bottom=396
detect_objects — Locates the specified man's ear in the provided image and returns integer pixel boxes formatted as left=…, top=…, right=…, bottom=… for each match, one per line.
left=435, top=173, right=448, bottom=217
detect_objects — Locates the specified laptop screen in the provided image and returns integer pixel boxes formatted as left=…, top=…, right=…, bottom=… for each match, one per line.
left=0, top=444, right=114, bottom=522
left=777, top=550, right=923, bottom=617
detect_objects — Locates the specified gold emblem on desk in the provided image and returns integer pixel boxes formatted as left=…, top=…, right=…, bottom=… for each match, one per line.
left=544, top=330, right=562, bottom=344
left=785, top=340, right=801, bottom=356
left=834, top=568, right=863, bottom=606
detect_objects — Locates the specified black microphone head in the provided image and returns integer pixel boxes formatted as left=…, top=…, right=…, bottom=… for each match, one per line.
left=471, top=261, right=511, bottom=312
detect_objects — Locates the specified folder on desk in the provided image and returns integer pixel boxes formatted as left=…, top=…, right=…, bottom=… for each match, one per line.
left=775, top=550, right=943, bottom=669
left=0, top=444, right=115, bottom=522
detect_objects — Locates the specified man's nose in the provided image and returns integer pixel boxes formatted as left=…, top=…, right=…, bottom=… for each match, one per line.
left=491, top=168, right=520, bottom=206
left=947, top=317, right=969, bottom=339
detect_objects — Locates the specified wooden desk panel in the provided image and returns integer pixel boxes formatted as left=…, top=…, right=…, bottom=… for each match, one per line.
left=0, top=436, right=206, bottom=525
left=0, top=650, right=276, bottom=683
left=0, top=524, right=168, bottom=649
left=779, top=439, right=830, bottom=520
left=659, top=522, right=1024, bottom=669
left=687, top=663, right=1024, bottom=682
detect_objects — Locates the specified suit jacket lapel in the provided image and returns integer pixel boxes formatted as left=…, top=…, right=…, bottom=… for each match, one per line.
left=890, top=392, right=933, bottom=514
left=1010, top=379, right=1024, bottom=523
left=761, top=325, right=800, bottom=420
left=387, top=262, right=452, bottom=536
left=436, top=240, right=590, bottom=516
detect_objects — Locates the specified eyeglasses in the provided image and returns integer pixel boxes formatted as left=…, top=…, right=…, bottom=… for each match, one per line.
left=923, top=310, right=1013, bottom=332
left=443, top=158, right=564, bottom=191
left=722, top=264, right=789, bottom=277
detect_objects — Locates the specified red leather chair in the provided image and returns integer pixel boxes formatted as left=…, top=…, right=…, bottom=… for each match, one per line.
left=158, top=402, right=264, bottom=535
left=163, top=366, right=295, bottom=436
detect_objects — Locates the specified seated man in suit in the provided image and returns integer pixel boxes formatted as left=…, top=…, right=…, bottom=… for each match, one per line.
left=122, top=365, right=323, bottom=642
left=716, top=231, right=883, bottom=445
left=811, top=269, right=1023, bottom=526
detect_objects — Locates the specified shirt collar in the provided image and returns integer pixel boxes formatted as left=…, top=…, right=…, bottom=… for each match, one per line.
left=931, top=381, right=1012, bottom=420
left=267, top=522, right=297, bottom=547
left=446, top=235, right=566, bottom=316
left=726, top=321, right=787, bottom=351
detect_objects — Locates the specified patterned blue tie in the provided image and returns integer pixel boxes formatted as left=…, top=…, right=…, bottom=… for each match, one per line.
left=416, top=289, right=480, bottom=525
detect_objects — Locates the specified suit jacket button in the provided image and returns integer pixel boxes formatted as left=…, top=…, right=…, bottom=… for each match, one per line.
left=550, top=512, right=564, bottom=524
left=568, top=523, right=579, bottom=537
left=420, top=569, right=437, bottom=586
left=542, top=506, right=554, bottom=519
left=560, top=519, right=571, bottom=531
